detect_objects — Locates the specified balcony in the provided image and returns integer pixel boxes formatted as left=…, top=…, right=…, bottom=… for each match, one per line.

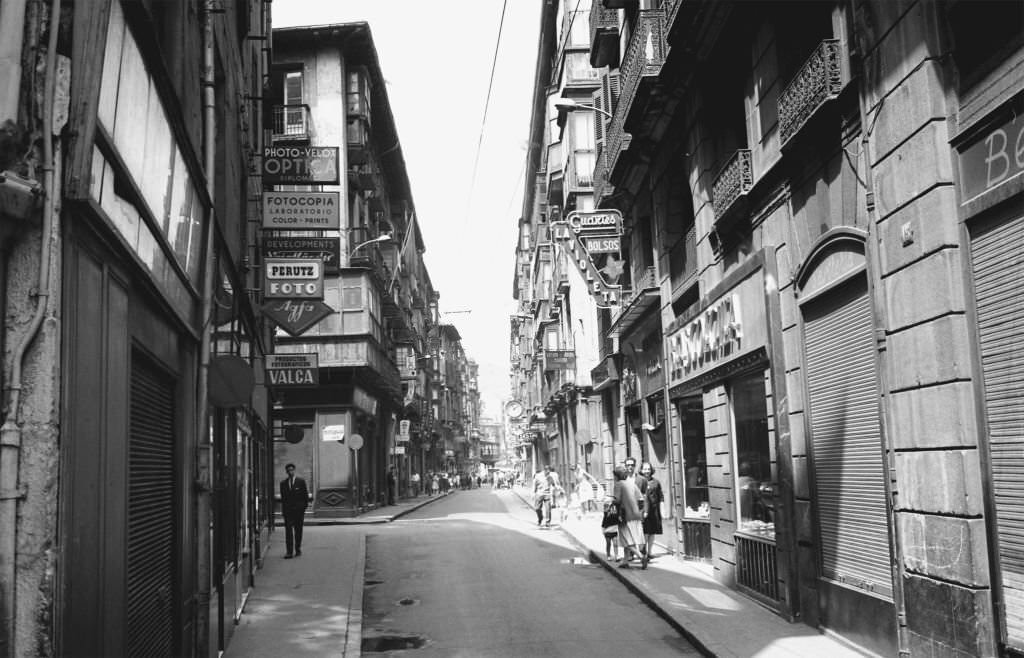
left=609, top=265, right=659, bottom=338
left=592, top=143, right=615, bottom=205
left=346, top=117, right=371, bottom=165
left=271, top=104, right=313, bottom=142
left=590, top=3, right=619, bottom=68
left=712, top=149, right=753, bottom=222
left=618, top=8, right=666, bottom=133
left=778, top=39, right=843, bottom=149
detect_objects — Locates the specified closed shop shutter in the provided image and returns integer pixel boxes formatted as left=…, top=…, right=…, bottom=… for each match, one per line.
left=972, top=212, right=1024, bottom=649
left=127, top=353, right=177, bottom=656
left=804, top=276, right=893, bottom=600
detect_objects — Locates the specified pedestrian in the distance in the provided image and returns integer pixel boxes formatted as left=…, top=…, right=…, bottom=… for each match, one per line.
left=280, top=463, right=309, bottom=559
left=533, top=465, right=554, bottom=527
left=411, top=471, right=420, bottom=497
left=602, top=492, right=620, bottom=560
left=612, top=465, right=645, bottom=568
left=431, top=473, right=440, bottom=496
left=639, top=462, right=664, bottom=564
left=386, top=466, right=396, bottom=505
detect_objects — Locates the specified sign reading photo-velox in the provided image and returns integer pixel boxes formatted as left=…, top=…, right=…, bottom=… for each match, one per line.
left=263, top=258, right=324, bottom=299
left=262, top=146, right=339, bottom=185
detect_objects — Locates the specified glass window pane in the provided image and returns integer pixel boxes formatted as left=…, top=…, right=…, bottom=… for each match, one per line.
left=733, top=372, right=775, bottom=538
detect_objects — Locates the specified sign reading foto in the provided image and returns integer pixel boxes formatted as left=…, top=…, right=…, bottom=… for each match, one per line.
left=262, top=192, right=341, bottom=230
left=262, top=146, right=339, bottom=184
left=264, top=258, right=324, bottom=299
left=266, top=353, right=319, bottom=387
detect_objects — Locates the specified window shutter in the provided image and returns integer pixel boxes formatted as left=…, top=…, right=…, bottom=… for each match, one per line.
left=592, top=85, right=605, bottom=149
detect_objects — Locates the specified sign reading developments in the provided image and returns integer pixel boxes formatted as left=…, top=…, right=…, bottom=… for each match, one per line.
left=262, top=146, right=339, bottom=184
left=262, top=191, right=341, bottom=230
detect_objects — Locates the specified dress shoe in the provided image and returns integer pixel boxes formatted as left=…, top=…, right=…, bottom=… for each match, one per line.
left=295, top=550, right=302, bottom=556
left=284, top=554, right=294, bottom=559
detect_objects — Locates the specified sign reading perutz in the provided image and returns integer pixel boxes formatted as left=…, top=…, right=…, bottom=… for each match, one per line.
left=266, top=353, right=319, bottom=387
left=262, top=191, right=340, bottom=229
left=262, top=146, right=339, bottom=184
left=263, top=237, right=341, bottom=273
left=264, top=258, right=324, bottom=299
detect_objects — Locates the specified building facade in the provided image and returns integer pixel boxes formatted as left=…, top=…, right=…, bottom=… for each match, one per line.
left=514, top=0, right=1024, bottom=655
left=0, top=0, right=273, bottom=655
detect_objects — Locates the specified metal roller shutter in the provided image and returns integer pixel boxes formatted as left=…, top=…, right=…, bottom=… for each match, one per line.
left=804, top=276, right=893, bottom=600
left=972, top=212, right=1024, bottom=650
left=127, top=354, right=177, bottom=656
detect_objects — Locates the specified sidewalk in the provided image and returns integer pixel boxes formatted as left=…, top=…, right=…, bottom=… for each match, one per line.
left=224, top=492, right=451, bottom=657
left=511, top=486, right=876, bottom=658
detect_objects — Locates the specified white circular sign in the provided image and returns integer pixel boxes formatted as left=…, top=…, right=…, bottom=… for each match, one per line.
left=348, top=433, right=364, bottom=451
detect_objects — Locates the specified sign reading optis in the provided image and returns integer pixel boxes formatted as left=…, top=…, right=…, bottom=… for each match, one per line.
left=262, top=146, right=339, bottom=184
left=667, top=294, right=743, bottom=380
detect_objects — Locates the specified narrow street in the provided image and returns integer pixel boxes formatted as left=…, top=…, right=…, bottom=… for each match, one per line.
left=360, top=489, right=698, bottom=656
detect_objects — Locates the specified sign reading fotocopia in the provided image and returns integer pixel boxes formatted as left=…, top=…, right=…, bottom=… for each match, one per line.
left=263, top=259, right=324, bottom=299
left=262, top=146, right=339, bottom=184
left=262, top=191, right=341, bottom=229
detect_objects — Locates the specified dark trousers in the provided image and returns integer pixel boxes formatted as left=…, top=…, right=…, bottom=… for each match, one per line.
left=283, top=511, right=304, bottom=554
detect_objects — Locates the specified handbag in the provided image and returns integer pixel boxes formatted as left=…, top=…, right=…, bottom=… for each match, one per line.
left=601, top=502, right=620, bottom=529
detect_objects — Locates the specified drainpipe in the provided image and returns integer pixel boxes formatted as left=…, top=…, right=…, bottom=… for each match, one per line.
left=194, top=2, right=217, bottom=655
left=0, top=0, right=59, bottom=655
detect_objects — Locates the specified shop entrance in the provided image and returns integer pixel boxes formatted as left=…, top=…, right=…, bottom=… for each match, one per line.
left=803, top=274, right=896, bottom=655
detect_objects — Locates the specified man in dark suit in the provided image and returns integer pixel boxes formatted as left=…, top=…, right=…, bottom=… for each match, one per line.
left=280, top=463, right=309, bottom=558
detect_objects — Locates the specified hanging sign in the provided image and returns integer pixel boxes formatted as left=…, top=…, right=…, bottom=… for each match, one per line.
left=566, top=209, right=623, bottom=235
left=397, top=419, right=411, bottom=442
left=264, top=258, right=324, bottom=299
left=266, top=353, right=319, bottom=387
left=261, top=300, right=334, bottom=336
left=390, top=446, right=406, bottom=455
left=262, top=146, right=339, bottom=184
left=583, top=235, right=621, bottom=253
left=263, top=237, right=341, bottom=273
left=262, top=192, right=341, bottom=230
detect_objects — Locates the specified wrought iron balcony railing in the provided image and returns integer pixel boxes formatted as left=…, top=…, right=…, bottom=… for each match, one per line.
left=778, top=40, right=843, bottom=148
left=712, top=149, right=753, bottom=220
left=272, top=104, right=313, bottom=142
left=618, top=8, right=666, bottom=130
left=590, top=2, right=619, bottom=68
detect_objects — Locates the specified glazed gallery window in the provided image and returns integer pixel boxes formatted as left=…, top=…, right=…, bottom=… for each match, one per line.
left=731, top=372, right=775, bottom=539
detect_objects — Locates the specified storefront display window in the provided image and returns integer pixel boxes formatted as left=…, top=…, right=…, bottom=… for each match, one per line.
left=732, top=372, right=775, bottom=538
left=679, top=395, right=708, bottom=518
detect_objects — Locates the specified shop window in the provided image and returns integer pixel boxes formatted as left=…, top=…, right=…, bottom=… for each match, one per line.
left=679, top=395, right=708, bottom=518
left=732, top=371, right=775, bottom=538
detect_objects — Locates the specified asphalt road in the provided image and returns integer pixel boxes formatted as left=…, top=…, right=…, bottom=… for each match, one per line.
left=360, top=487, right=698, bottom=657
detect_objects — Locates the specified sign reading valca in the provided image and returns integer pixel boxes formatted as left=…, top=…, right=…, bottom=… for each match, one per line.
left=263, top=258, right=324, bottom=299
left=262, top=191, right=340, bottom=229
left=266, top=353, right=319, bottom=386
left=262, top=146, right=339, bottom=184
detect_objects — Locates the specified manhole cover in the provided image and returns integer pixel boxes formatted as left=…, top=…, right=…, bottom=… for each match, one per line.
left=362, top=635, right=427, bottom=652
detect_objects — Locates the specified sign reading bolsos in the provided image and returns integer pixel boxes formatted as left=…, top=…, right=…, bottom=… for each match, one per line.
left=263, top=258, right=324, bottom=299
left=262, top=191, right=341, bottom=230
left=266, top=353, right=319, bottom=387
left=262, top=146, right=339, bottom=184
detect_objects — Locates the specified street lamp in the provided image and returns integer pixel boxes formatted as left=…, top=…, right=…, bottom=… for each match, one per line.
left=349, top=232, right=392, bottom=257
left=554, top=98, right=613, bottom=120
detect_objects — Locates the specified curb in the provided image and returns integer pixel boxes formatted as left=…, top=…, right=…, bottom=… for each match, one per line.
left=511, top=487, right=720, bottom=658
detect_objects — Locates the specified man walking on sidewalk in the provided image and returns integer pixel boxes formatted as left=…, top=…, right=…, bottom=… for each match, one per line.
left=533, top=465, right=554, bottom=527
left=280, top=463, right=309, bottom=558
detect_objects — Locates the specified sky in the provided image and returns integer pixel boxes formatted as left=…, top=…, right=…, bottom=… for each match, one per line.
left=272, top=1, right=542, bottom=418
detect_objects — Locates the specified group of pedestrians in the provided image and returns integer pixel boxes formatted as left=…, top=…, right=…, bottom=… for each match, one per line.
left=602, top=457, right=664, bottom=570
